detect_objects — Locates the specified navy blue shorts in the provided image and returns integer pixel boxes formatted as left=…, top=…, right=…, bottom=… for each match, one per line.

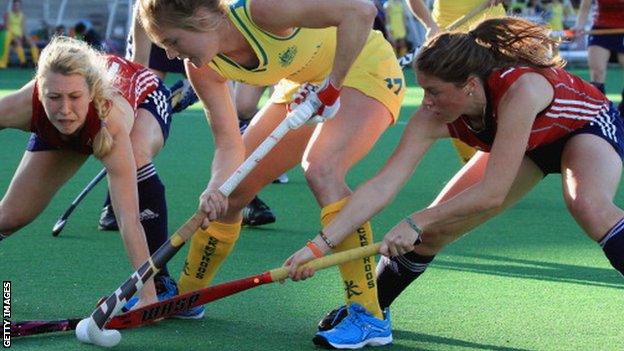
left=28, top=78, right=173, bottom=152
left=587, top=27, right=624, bottom=53
left=148, top=44, right=185, bottom=74
left=527, top=103, right=624, bottom=174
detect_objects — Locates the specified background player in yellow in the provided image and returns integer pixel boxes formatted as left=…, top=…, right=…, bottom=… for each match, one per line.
left=3, top=0, right=39, bottom=67
left=406, top=0, right=505, bottom=163
left=137, top=0, right=405, bottom=346
left=385, top=0, right=408, bottom=56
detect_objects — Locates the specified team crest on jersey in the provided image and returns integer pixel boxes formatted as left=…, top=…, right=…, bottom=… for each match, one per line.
left=278, top=46, right=297, bottom=67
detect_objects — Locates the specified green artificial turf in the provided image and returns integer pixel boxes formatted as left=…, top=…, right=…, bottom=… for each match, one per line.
left=1, top=65, right=623, bottom=350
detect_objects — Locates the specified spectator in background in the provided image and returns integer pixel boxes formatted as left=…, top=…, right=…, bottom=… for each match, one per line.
left=385, top=0, right=409, bottom=56
left=74, top=19, right=102, bottom=49
left=572, top=0, right=624, bottom=115
left=3, top=0, right=39, bottom=67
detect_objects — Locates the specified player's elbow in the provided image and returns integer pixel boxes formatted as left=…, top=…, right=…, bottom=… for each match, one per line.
left=476, top=192, right=506, bottom=212
left=351, top=0, right=378, bottom=24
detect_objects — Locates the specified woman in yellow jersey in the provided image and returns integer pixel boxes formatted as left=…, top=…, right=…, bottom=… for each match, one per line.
left=406, top=0, right=505, bottom=163
left=3, top=0, right=39, bottom=67
left=137, top=0, right=404, bottom=346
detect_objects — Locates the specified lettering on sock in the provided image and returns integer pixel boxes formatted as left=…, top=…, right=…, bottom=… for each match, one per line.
left=195, top=237, right=218, bottom=280
left=357, top=227, right=376, bottom=290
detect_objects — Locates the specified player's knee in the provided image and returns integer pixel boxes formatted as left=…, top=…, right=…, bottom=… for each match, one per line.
left=304, top=163, right=343, bottom=192
left=566, top=194, right=609, bottom=228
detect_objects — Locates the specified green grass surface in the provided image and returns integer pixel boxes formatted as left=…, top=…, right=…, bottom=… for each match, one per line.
left=1, top=66, right=623, bottom=351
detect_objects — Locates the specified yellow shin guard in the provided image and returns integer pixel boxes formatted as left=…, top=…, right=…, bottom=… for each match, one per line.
left=177, top=221, right=241, bottom=294
left=321, top=198, right=383, bottom=319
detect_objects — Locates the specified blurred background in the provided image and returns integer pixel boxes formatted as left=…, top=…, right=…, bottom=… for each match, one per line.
left=0, top=0, right=598, bottom=69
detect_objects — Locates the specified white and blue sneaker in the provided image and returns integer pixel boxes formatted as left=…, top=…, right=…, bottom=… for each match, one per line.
left=174, top=305, right=205, bottom=319
left=313, top=303, right=392, bottom=349
left=122, top=275, right=178, bottom=312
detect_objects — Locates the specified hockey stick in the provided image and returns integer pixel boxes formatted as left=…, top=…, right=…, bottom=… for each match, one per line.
left=553, top=28, right=624, bottom=39
left=73, top=99, right=318, bottom=348
left=51, top=168, right=107, bottom=237
left=12, top=243, right=380, bottom=337
left=398, top=0, right=493, bottom=69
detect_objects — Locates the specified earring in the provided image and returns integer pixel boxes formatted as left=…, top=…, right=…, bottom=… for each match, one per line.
left=468, top=91, right=473, bottom=96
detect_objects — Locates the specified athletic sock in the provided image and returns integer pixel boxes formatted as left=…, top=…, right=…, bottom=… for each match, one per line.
left=376, top=251, right=435, bottom=309
left=177, top=221, right=241, bottom=294
left=321, top=197, right=383, bottom=319
left=136, top=163, right=170, bottom=278
left=599, top=217, right=624, bottom=276
left=591, top=81, right=605, bottom=94
left=15, top=45, right=26, bottom=65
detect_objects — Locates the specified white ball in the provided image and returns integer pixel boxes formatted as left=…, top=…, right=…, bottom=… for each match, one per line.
left=75, top=317, right=122, bottom=348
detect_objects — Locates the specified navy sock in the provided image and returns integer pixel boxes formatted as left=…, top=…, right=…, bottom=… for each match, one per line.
left=136, top=163, right=170, bottom=278
left=600, top=217, right=624, bottom=277
left=591, top=82, right=605, bottom=94
left=376, top=251, right=435, bottom=309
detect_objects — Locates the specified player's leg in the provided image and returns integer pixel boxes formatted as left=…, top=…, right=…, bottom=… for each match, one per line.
left=176, top=102, right=315, bottom=317
left=0, top=144, right=86, bottom=238
left=12, top=36, right=27, bottom=66
left=586, top=45, right=611, bottom=93
left=307, top=87, right=392, bottom=314
left=130, top=83, right=177, bottom=293
left=561, top=113, right=624, bottom=277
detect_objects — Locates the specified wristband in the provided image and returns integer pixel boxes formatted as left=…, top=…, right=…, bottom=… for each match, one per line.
left=318, top=230, right=336, bottom=249
left=306, top=241, right=324, bottom=258
left=404, top=216, right=423, bottom=245
left=317, top=80, right=341, bottom=106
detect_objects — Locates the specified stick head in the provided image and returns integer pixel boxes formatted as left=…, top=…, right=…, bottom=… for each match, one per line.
left=75, top=317, right=121, bottom=348
left=51, top=219, right=66, bottom=236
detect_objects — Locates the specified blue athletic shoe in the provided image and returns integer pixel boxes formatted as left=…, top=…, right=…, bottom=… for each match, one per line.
left=313, top=303, right=392, bottom=349
left=173, top=304, right=205, bottom=319
left=122, top=275, right=178, bottom=312
left=169, top=79, right=199, bottom=113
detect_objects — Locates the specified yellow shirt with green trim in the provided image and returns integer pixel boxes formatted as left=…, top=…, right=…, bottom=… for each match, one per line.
left=208, top=0, right=336, bottom=86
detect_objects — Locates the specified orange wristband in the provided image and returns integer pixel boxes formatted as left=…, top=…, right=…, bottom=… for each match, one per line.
left=306, top=241, right=324, bottom=258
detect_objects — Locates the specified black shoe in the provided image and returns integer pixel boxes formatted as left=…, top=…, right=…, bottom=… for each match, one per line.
left=317, top=305, right=348, bottom=331
left=242, top=196, right=276, bottom=226
left=98, top=205, right=119, bottom=231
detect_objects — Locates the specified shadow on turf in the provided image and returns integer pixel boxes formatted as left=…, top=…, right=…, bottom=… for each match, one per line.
left=393, top=330, right=533, bottom=351
left=435, top=253, right=623, bottom=289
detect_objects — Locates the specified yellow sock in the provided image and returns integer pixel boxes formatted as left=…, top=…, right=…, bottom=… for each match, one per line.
left=15, top=45, right=26, bottom=65
left=451, top=138, right=477, bottom=164
left=177, top=221, right=241, bottom=294
left=30, top=44, right=39, bottom=64
left=321, top=197, right=383, bottom=319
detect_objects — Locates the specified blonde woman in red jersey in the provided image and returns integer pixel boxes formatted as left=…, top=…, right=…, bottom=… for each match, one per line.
left=0, top=36, right=180, bottom=309
left=285, top=18, right=624, bottom=344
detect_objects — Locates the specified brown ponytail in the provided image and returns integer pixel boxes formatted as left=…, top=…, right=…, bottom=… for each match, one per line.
left=416, top=17, right=565, bottom=85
